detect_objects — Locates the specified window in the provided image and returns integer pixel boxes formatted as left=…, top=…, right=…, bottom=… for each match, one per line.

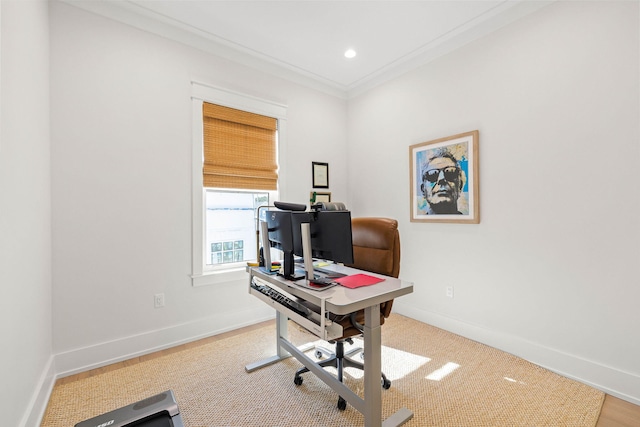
left=205, top=190, right=271, bottom=268
left=201, top=101, right=278, bottom=271
left=191, top=82, right=288, bottom=286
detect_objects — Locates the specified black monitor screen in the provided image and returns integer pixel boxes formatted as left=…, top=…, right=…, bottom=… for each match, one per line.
left=291, top=212, right=310, bottom=257
left=266, top=210, right=294, bottom=254
left=308, top=211, right=354, bottom=264
left=266, top=210, right=306, bottom=279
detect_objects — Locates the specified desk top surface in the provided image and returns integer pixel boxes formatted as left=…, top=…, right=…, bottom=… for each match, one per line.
left=249, top=264, right=413, bottom=315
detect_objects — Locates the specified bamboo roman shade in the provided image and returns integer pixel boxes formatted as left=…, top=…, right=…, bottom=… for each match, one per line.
left=202, top=102, right=278, bottom=190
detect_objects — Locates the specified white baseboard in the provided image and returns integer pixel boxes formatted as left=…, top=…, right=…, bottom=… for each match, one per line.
left=55, top=308, right=274, bottom=378
left=20, top=355, right=56, bottom=427
left=394, top=302, right=640, bottom=406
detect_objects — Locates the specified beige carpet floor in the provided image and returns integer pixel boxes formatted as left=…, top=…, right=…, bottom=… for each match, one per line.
left=41, top=314, right=604, bottom=426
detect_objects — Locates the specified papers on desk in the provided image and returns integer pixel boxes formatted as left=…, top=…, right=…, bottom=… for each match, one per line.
left=313, top=261, right=331, bottom=267
left=258, top=265, right=279, bottom=275
left=335, top=273, right=384, bottom=289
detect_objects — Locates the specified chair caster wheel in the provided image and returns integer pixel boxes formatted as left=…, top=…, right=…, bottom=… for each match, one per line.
left=337, top=397, right=347, bottom=411
left=294, top=375, right=303, bottom=386
left=382, top=378, right=391, bottom=389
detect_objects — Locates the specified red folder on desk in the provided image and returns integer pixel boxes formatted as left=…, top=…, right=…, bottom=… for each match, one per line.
left=335, top=273, right=384, bottom=289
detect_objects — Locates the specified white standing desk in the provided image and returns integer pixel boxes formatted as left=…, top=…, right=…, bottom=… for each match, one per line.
left=245, top=264, right=414, bottom=427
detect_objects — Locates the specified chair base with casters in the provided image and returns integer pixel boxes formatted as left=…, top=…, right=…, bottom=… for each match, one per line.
left=294, top=338, right=391, bottom=410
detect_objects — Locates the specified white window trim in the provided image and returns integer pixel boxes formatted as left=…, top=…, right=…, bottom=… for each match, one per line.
left=191, top=81, right=288, bottom=286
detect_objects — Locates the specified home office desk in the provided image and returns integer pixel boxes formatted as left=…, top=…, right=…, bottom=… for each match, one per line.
left=245, top=264, right=414, bottom=427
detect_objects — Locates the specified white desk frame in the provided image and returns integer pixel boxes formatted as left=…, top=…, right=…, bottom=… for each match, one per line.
left=245, top=264, right=414, bottom=427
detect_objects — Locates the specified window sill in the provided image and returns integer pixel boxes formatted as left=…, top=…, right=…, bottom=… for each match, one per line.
left=191, top=267, right=248, bottom=287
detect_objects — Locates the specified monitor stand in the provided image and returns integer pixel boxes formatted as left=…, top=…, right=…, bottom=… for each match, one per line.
left=282, top=250, right=305, bottom=280
left=301, top=223, right=315, bottom=281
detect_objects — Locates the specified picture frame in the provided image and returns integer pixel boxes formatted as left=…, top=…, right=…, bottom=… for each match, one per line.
left=409, top=130, right=479, bottom=224
left=312, top=161, right=329, bottom=188
left=311, top=191, right=331, bottom=203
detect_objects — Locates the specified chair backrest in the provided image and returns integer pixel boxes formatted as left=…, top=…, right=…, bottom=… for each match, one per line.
left=347, top=217, right=400, bottom=319
left=348, top=217, right=400, bottom=279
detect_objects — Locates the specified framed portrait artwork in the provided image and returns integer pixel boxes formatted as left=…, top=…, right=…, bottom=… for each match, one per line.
left=409, top=130, right=479, bottom=224
left=312, top=162, right=329, bottom=188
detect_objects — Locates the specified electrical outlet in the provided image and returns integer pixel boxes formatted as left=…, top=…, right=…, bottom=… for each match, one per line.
left=446, top=286, right=454, bottom=298
left=154, top=293, right=165, bottom=308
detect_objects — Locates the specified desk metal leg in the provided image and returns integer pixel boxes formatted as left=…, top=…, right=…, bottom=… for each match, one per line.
left=275, top=310, right=289, bottom=358
left=364, top=305, right=414, bottom=427
left=364, top=304, right=382, bottom=427
left=245, top=312, right=289, bottom=372
left=245, top=312, right=314, bottom=373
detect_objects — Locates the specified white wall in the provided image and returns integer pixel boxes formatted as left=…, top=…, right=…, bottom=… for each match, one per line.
left=49, top=1, right=348, bottom=374
left=0, top=1, right=53, bottom=426
left=347, top=1, right=640, bottom=403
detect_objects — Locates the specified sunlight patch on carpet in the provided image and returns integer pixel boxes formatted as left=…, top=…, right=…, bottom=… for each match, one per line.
left=426, top=361, right=461, bottom=381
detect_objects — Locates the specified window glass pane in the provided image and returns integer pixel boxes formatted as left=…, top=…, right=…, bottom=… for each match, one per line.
left=205, top=190, right=269, bottom=267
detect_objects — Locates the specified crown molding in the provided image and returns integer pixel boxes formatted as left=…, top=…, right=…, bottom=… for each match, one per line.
left=59, top=0, right=554, bottom=100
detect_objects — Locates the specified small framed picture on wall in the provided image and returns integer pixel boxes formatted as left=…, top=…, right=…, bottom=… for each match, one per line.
left=311, top=191, right=331, bottom=203
left=312, top=162, right=329, bottom=188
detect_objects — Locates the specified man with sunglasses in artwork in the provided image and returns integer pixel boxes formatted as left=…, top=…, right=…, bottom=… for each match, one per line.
left=420, top=148, right=466, bottom=215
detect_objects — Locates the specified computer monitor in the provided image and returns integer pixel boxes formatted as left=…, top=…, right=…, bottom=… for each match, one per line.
left=267, top=205, right=354, bottom=281
left=266, top=210, right=305, bottom=280
left=301, top=210, right=354, bottom=264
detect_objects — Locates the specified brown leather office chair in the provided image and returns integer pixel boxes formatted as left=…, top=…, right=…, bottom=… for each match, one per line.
left=294, top=217, right=400, bottom=410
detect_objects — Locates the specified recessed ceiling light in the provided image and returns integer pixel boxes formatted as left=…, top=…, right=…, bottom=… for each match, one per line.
left=344, top=49, right=357, bottom=59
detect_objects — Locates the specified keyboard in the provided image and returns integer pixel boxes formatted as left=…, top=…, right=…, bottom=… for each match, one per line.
left=250, top=280, right=312, bottom=318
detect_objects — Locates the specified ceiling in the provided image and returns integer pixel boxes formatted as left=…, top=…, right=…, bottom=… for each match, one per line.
left=64, top=0, right=552, bottom=98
